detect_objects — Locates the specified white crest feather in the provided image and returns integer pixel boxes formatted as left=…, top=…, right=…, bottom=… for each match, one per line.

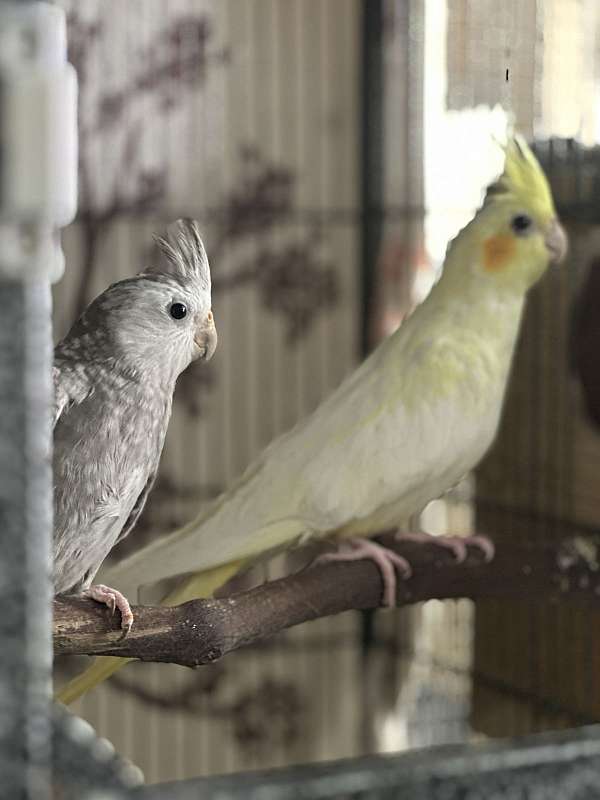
left=150, top=218, right=210, bottom=288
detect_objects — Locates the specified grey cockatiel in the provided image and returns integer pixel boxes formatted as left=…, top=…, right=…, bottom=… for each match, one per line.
left=52, top=218, right=216, bottom=631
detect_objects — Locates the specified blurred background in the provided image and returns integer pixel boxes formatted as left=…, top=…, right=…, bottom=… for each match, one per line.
left=54, top=0, right=600, bottom=784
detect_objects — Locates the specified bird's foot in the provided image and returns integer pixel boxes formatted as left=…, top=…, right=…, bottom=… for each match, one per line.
left=395, top=530, right=495, bottom=563
left=83, top=584, right=134, bottom=634
left=314, top=537, right=412, bottom=607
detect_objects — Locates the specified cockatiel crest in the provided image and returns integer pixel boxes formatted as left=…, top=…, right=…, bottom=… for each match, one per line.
left=440, top=134, right=566, bottom=296
left=485, top=135, right=554, bottom=217
left=147, top=218, right=211, bottom=290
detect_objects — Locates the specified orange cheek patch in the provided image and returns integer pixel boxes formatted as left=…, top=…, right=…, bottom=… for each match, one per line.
left=483, top=235, right=516, bottom=271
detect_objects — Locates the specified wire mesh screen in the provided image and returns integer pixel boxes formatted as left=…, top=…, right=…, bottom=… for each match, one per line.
left=50, top=0, right=600, bottom=789
left=55, top=0, right=367, bottom=783
left=472, top=142, right=600, bottom=735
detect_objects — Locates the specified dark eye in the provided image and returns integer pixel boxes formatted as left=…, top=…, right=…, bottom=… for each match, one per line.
left=169, top=302, right=187, bottom=320
left=511, top=214, right=533, bottom=235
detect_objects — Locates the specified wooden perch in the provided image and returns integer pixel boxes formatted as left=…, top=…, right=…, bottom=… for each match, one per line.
left=53, top=533, right=600, bottom=668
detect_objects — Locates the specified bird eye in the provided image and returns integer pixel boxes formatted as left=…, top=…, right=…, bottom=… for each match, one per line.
left=511, top=214, right=533, bottom=235
left=169, top=302, right=187, bottom=320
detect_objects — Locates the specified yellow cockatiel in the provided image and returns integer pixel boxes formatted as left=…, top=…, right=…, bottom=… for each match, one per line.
left=58, top=135, right=567, bottom=703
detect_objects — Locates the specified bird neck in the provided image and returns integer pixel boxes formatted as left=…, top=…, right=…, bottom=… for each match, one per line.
left=56, top=339, right=178, bottom=397
left=104, top=354, right=179, bottom=395
left=412, top=263, right=526, bottom=363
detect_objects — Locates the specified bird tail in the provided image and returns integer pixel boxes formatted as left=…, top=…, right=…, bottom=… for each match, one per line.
left=55, top=559, right=244, bottom=705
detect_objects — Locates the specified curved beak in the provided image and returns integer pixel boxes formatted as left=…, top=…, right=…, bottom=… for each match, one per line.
left=193, top=310, right=217, bottom=361
left=545, top=219, right=568, bottom=264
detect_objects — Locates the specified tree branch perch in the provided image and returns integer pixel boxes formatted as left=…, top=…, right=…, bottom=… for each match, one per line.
left=53, top=534, right=600, bottom=668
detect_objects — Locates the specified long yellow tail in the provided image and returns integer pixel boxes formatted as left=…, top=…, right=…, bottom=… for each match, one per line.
left=55, top=559, right=245, bottom=704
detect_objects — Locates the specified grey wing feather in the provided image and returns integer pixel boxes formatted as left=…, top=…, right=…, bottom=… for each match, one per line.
left=52, top=362, right=93, bottom=429
left=115, top=471, right=158, bottom=545
left=52, top=365, right=71, bottom=428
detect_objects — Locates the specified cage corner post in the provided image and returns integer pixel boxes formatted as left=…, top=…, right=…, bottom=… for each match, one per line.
left=0, top=1, right=76, bottom=796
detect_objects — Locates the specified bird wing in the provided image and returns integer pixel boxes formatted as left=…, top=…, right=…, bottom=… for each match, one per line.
left=114, top=470, right=158, bottom=546
left=52, top=365, right=71, bottom=428
left=102, top=336, right=432, bottom=594
left=52, top=362, right=93, bottom=429
left=103, top=320, right=509, bottom=601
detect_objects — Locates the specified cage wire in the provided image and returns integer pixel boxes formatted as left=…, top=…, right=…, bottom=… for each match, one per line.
left=35, top=0, right=600, bottom=791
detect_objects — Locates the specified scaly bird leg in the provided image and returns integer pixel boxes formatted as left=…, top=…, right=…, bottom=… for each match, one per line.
left=314, top=537, right=412, bottom=607
left=395, top=530, right=495, bottom=562
left=82, top=584, right=134, bottom=634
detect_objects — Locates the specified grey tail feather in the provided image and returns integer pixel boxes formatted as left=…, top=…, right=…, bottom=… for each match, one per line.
left=151, top=218, right=210, bottom=288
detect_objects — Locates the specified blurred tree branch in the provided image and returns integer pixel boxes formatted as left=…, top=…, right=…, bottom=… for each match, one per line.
left=67, top=11, right=338, bottom=344
left=53, top=533, right=600, bottom=667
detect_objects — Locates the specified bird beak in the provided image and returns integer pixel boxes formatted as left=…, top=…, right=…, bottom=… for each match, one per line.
left=545, top=219, right=568, bottom=264
left=193, top=310, right=217, bottom=361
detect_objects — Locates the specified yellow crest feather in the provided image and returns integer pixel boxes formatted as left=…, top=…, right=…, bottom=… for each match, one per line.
left=485, top=134, right=555, bottom=222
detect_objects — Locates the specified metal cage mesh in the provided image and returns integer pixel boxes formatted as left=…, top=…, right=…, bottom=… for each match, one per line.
left=3, top=0, right=600, bottom=795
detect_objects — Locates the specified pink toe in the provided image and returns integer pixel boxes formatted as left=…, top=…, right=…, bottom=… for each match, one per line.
left=386, top=551, right=412, bottom=579
left=446, top=537, right=468, bottom=563
left=467, top=535, right=495, bottom=561
left=84, top=585, right=134, bottom=633
left=120, top=613, right=133, bottom=632
left=315, top=538, right=411, bottom=607
left=395, top=530, right=470, bottom=562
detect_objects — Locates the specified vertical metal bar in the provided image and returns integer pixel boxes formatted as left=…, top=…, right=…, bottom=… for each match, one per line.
left=359, top=0, right=384, bottom=661
left=0, top=283, right=53, bottom=799
left=359, top=0, right=384, bottom=357
left=0, top=0, right=54, bottom=781
left=0, top=2, right=76, bottom=796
